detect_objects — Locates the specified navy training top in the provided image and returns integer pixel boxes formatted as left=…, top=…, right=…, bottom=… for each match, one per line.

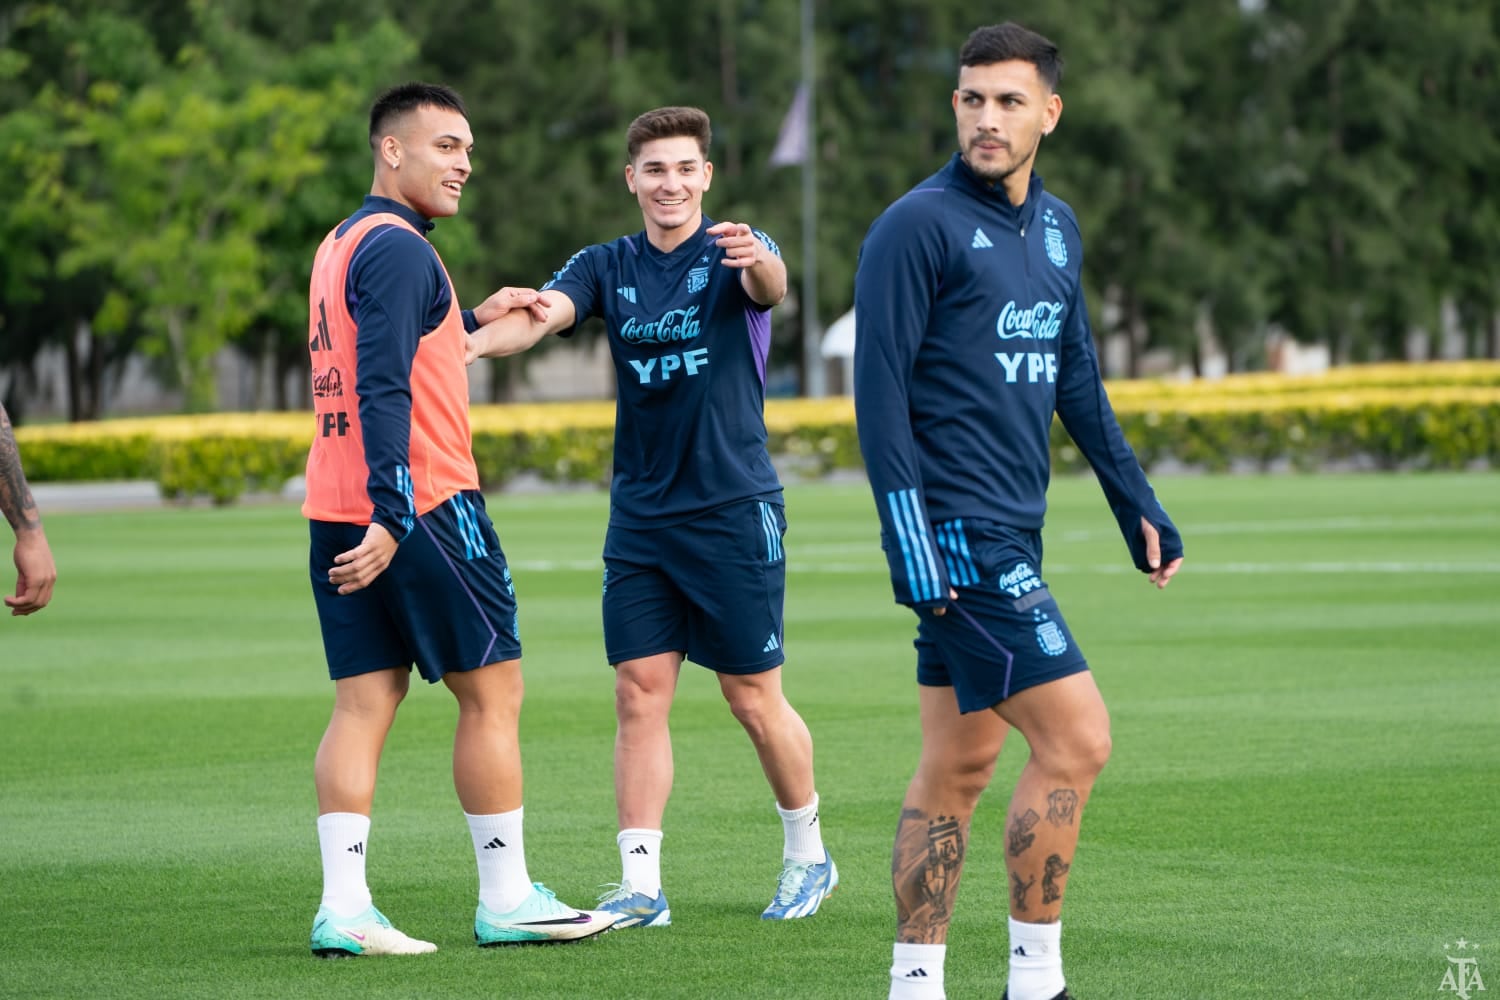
left=853, top=155, right=1183, bottom=608
left=542, top=216, right=784, bottom=528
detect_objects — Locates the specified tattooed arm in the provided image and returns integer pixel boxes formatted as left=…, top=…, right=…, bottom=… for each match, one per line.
left=1, top=404, right=56, bottom=615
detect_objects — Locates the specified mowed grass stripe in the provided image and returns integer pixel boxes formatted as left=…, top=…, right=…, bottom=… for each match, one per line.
left=0, top=472, right=1495, bottom=998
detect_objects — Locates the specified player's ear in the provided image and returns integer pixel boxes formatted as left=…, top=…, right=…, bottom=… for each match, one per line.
left=625, top=163, right=637, bottom=193
left=703, top=160, right=713, bottom=190
left=1043, top=93, right=1063, bottom=135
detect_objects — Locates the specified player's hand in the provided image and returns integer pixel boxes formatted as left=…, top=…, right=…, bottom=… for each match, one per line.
left=708, top=221, right=763, bottom=269
left=7, top=528, right=56, bottom=615
left=329, top=522, right=398, bottom=595
left=464, top=331, right=483, bottom=366
left=472, top=286, right=547, bottom=327
left=1141, top=517, right=1182, bottom=590
left=931, top=588, right=960, bottom=616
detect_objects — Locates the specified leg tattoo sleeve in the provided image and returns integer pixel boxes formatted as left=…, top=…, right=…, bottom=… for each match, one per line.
left=892, top=808, right=968, bottom=944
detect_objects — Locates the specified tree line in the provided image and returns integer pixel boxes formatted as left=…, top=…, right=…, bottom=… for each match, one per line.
left=1, top=0, right=1496, bottom=420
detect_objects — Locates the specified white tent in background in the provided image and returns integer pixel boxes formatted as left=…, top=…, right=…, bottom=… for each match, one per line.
left=820, top=308, right=856, bottom=394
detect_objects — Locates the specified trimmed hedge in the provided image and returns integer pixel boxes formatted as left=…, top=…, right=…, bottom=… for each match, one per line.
left=15, top=365, right=1500, bottom=503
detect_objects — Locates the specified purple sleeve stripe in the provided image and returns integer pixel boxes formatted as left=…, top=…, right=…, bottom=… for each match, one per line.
left=745, top=306, right=772, bottom=386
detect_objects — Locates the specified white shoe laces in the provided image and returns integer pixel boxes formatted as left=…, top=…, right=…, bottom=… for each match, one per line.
left=773, top=862, right=812, bottom=904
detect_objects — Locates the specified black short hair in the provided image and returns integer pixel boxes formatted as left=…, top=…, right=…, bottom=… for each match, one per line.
left=959, top=23, right=1063, bottom=91
left=368, top=82, right=467, bottom=149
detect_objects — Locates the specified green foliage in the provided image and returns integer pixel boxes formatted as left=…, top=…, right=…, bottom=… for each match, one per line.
left=1053, top=396, right=1500, bottom=475
left=0, top=5, right=418, bottom=414
left=768, top=420, right=863, bottom=478
left=513, top=425, right=617, bottom=486
left=3, top=2, right=1499, bottom=419
left=15, top=370, right=1499, bottom=500
left=153, top=434, right=311, bottom=505
left=15, top=432, right=156, bottom=482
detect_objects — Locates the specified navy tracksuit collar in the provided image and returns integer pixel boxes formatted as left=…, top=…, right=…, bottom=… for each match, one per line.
left=360, top=195, right=436, bottom=236
left=947, top=152, right=1044, bottom=231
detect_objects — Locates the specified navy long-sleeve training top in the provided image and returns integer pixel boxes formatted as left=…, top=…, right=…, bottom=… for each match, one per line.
left=853, top=154, right=1182, bottom=608
left=332, top=196, right=479, bottom=539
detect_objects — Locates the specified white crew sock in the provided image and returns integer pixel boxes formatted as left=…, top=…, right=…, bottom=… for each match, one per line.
left=317, top=812, right=373, bottom=917
left=889, top=941, right=946, bottom=999
left=618, top=828, right=663, bottom=897
left=466, top=808, right=532, bottom=913
left=776, top=792, right=826, bottom=864
left=1007, top=917, right=1065, bottom=1000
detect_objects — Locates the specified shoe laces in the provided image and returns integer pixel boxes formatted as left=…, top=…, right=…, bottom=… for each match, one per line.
left=773, top=861, right=812, bottom=904
left=524, top=882, right=568, bottom=915
left=596, top=882, right=634, bottom=905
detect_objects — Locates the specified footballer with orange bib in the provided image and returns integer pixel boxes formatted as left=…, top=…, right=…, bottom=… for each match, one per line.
left=301, top=81, right=616, bottom=959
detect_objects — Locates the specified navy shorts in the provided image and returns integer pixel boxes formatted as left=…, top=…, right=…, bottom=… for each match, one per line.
left=309, top=490, right=521, bottom=683
left=602, top=497, right=787, bottom=674
left=913, top=519, right=1088, bottom=713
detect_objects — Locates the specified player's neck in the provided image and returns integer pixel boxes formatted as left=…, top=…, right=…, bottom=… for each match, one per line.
left=1002, top=169, right=1032, bottom=207
left=369, top=180, right=423, bottom=218
left=644, top=212, right=703, bottom=255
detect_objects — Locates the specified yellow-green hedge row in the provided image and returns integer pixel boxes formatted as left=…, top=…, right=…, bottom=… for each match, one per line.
left=1104, top=360, right=1500, bottom=399
left=16, top=381, right=1499, bottom=503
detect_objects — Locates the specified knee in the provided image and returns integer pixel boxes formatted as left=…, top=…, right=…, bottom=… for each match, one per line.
left=615, top=667, right=670, bottom=723
left=337, top=675, right=409, bottom=721
left=1076, top=716, right=1112, bottom=775
left=1047, top=724, right=1112, bottom=782
left=448, top=660, right=523, bottom=717
left=724, top=689, right=777, bottom=741
left=925, top=751, right=999, bottom=810
left=1087, top=727, right=1113, bottom=776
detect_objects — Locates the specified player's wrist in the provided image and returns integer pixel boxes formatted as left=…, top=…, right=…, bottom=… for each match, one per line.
left=10, top=515, right=44, bottom=539
left=369, top=512, right=408, bottom=545
left=468, top=326, right=491, bottom=358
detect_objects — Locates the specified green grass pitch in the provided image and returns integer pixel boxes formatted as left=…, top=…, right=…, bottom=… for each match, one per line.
left=0, top=472, right=1496, bottom=998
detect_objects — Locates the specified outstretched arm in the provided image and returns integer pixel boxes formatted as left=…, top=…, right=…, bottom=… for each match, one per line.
left=467, top=288, right=578, bottom=362
left=709, top=222, right=787, bottom=307
left=1, top=404, right=56, bottom=615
